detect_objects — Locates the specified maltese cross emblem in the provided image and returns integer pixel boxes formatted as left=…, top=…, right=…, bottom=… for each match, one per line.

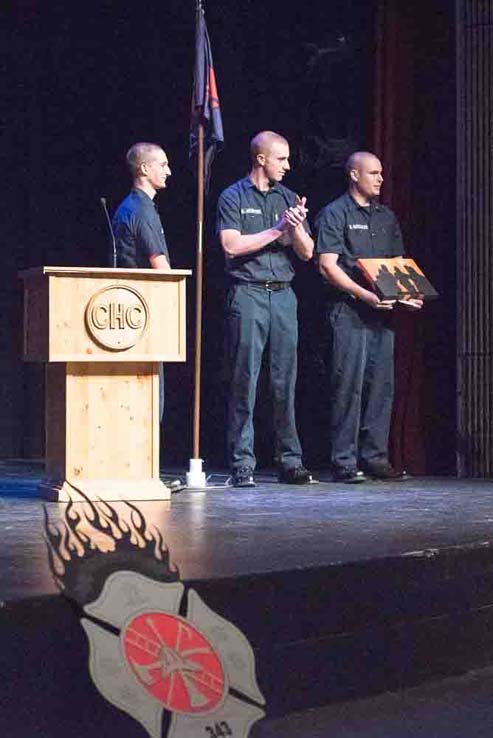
left=82, top=571, right=265, bottom=738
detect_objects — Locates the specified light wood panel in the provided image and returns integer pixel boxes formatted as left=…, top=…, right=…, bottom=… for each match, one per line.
left=22, top=267, right=190, bottom=501
left=22, top=267, right=190, bottom=362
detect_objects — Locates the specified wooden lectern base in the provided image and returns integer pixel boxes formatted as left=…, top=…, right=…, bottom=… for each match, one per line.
left=43, top=362, right=166, bottom=502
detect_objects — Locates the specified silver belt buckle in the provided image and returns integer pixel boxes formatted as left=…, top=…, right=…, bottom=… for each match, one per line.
left=265, top=280, right=274, bottom=291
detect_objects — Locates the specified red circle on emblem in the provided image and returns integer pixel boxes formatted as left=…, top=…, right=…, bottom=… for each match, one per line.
left=122, top=612, right=226, bottom=714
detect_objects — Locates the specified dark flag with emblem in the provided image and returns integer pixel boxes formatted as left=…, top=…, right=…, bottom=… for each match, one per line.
left=190, top=0, right=224, bottom=192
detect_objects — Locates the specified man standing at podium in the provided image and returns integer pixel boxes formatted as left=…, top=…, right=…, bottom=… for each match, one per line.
left=112, top=142, right=172, bottom=421
left=112, top=142, right=172, bottom=271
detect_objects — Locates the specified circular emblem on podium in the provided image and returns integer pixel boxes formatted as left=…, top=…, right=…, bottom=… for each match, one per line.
left=85, top=285, right=149, bottom=351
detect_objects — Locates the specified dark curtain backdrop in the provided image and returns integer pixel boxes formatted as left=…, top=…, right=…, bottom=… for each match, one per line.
left=3, top=0, right=457, bottom=473
left=3, top=0, right=375, bottom=469
left=373, top=0, right=457, bottom=474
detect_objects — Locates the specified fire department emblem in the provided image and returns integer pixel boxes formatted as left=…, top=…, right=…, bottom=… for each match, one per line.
left=45, top=497, right=265, bottom=738
left=122, top=611, right=226, bottom=714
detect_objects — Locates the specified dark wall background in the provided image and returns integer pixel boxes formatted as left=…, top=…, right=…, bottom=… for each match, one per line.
left=3, top=0, right=457, bottom=473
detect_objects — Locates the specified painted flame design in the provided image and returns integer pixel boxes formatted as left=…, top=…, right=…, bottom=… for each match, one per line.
left=44, top=492, right=179, bottom=606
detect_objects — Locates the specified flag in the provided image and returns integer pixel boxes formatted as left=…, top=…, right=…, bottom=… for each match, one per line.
left=190, top=1, right=224, bottom=192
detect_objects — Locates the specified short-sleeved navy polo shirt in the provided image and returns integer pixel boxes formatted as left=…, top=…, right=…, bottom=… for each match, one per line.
left=315, top=192, right=404, bottom=293
left=216, top=176, right=306, bottom=283
left=112, top=188, right=170, bottom=269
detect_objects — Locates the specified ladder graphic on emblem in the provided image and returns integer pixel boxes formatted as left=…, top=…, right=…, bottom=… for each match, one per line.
left=126, top=615, right=224, bottom=708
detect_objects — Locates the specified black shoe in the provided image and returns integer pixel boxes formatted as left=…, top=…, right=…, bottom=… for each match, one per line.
left=333, top=468, right=368, bottom=484
left=231, top=466, right=256, bottom=487
left=362, top=460, right=411, bottom=481
left=278, top=465, right=313, bottom=484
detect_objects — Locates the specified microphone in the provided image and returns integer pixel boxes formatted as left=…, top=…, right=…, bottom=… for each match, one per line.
left=100, top=196, right=117, bottom=268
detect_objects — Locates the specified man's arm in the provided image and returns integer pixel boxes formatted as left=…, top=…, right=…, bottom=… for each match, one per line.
left=318, top=253, right=392, bottom=310
left=221, top=206, right=313, bottom=261
left=220, top=224, right=285, bottom=259
left=134, top=215, right=170, bottom=270
left=149, top=253, right=170, bottom=270
left=218, top=189, right=311, bottom=260
left=285, top=196, right=314, bottom=262
left=220, top=206, right=308, bottom=258
left=289, top=223, right=314, bottom=261
left=316, top=206, right=392, bottom=310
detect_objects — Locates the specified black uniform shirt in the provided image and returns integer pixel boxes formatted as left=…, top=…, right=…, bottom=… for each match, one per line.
left=216, top=176, right=308, bottom=283
left=315, top=192, right=404, bottom=297
left=112, top=188, right=170, bottom=268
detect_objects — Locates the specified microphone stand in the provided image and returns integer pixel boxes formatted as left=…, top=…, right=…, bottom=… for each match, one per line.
left=100, top=197, right=117, bottom=267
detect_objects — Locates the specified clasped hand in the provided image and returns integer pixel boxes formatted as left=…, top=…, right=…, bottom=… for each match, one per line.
left=277, top=195, right=308, bottom=233
left=276, top=196, right=308, bottom=246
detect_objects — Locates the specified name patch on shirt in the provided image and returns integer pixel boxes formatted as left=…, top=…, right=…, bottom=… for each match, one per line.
left=348, top=224, right=369, bottom=230
left=241, top=208, right=262, bottom=215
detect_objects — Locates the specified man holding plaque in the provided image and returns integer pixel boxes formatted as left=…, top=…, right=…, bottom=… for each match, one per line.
left=315, top=151, right=422, bottom=483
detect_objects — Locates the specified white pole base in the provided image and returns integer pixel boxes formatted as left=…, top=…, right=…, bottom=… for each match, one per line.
left=186, top=457, right=207, bottom=488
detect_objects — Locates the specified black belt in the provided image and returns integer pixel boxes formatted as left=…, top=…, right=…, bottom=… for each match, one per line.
left=236, top=280, right=290, bottom=292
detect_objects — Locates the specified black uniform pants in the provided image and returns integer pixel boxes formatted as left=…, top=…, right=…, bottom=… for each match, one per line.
left=225, top=282, right=303, bottom=472
left=327, top=299, right=395, bottom=471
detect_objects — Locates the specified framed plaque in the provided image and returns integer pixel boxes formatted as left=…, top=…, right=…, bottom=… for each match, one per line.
left=356, top=257, right=439, bottom=301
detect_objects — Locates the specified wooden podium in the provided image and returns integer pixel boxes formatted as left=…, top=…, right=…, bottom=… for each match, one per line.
left=21, top=267, right=191, bottom=502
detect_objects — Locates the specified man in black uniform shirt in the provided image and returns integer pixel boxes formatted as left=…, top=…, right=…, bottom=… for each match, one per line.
left=315, top=151, right=422, bottom=483
left=112, top=142, right=171, bottom=270
left=112, top=142, right=172, bottom=421
left=217, top=131, right=314, bottom=487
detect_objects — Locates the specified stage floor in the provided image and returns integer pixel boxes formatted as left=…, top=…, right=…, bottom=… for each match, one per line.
left=3, top=459, right=493, bottom=734
left=2, top=459, right=493, bottom=603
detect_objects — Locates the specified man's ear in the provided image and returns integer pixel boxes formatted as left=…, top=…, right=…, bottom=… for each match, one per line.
left=349, top=169, right=359, bottom=183
left=256, top=153, right=266, bottom=167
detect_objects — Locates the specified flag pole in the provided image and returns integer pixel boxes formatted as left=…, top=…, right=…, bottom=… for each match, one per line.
left=186, top=0, right=223, bottom=489
left=186, top=2, right=207, bottom=488
left=193, top=121, right=205, bottom=460
left=187, top=120, right=207, bottom=488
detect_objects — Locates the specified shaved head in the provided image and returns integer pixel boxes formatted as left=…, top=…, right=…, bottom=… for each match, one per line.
left=345, top=151, right=381, bottom=176
left=345, top=151, right=384, bottom=204
left=126, top=142, right=165, bottom=178
left=250, top=131, right=289, bottom=162
left=247, top=130, right=291, bottom=187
